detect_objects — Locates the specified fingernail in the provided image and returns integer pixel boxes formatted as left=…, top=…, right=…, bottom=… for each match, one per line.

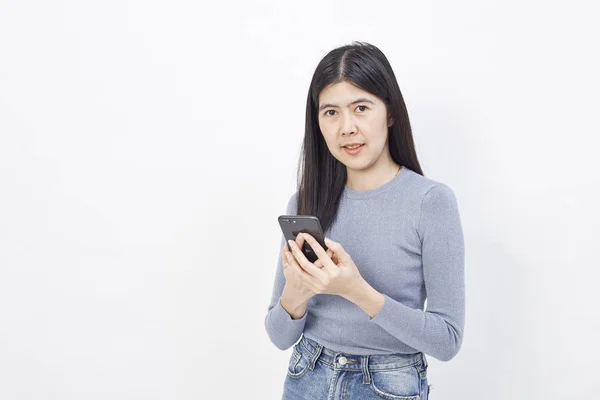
left=288, top=240, right=294, bottom=248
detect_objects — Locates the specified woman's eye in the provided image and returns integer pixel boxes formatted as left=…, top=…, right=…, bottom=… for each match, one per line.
left=324, top=106, right=367, bottom=117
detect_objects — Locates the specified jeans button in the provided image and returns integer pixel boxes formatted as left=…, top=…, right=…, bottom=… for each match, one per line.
left=338, top=356, right=347, bottom=365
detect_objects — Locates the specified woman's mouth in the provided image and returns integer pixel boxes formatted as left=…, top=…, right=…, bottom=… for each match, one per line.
left=343, top=144, right=365, bottom=155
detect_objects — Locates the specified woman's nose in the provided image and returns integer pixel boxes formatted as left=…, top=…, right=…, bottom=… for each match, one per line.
left=340, top=114, right=357, bottom=135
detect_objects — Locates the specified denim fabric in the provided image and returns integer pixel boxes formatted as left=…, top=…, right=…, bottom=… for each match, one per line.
left=282, top=335, right=431, bottom=400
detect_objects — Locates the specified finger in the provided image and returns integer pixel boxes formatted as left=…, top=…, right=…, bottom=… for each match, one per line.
left=297, top=234, right=320, bottom=266
left=324, top=237, right=348, bottom=262
left=284, top=251, right=298, bottom=271
left=295, top=233, right=305, bottom=246
left=301, top=233, right=337, bottom=270
left=288, top=239, right=327, bottom=281
left=292, top=236, right=333, bottom=267
left=281, top=248, right=289, bottom=268
left=295, top=233, right=306, bottom=255
left=326, top=249, right=336, bottom=263
left=285, top=250, right=317, bottom=283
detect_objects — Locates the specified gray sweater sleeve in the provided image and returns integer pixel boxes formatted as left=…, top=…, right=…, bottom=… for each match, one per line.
left=368, top=184, right=466, bottom=361
left=264, top=193, right=306, bottom=350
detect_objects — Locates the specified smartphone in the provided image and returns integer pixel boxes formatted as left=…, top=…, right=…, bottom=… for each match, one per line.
left=278, top=215, right=328, bottom=263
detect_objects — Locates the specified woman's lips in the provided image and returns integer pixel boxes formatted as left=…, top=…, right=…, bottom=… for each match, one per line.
left=343, top=144, right=365, bottom=155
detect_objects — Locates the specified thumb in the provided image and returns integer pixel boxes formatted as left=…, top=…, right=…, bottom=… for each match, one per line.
left=324, top=237, right=347, bottom=260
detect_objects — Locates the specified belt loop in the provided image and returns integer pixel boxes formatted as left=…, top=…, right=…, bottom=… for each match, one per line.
left=361, top=355, right=371, bottom=384
left=308, top=343, right=322, bottom=370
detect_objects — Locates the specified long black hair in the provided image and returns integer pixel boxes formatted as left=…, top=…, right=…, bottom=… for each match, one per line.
left=295, top=41, right=423, bottom=234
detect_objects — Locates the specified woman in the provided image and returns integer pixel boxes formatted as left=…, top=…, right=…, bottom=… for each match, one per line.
left=264, top=41, right=465, bottom=400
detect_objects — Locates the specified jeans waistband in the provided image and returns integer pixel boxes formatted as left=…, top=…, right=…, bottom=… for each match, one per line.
left=297, top=334, right=427, bottom=372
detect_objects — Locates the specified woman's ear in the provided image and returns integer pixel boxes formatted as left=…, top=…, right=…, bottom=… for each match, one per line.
left=388, top=115, right=394, bottom=127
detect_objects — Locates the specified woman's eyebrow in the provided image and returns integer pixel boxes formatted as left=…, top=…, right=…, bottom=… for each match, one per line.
left=318, top=98, right=375, bottom=111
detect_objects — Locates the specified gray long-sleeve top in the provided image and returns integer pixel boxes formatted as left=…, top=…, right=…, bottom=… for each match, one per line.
left=264, top=166, right=465, bottom=361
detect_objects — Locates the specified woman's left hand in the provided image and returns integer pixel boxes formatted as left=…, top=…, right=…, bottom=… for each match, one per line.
left=286, top=233, right=365, bottom=298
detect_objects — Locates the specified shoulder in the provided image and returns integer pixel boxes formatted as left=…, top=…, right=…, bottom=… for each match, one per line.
left=421, top=183, right=458, bottom=210
left=409, top=175, right=461, bottom=237
left=401, top=169, right=459, bottom=223
left=403, top=168, right=457, bottom=204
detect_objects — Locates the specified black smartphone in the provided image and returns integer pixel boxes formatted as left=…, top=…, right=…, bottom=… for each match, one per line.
left=278, top=215, right=328, bottom=263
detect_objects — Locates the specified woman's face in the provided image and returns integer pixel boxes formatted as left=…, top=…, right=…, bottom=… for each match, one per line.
left=317, top=81, right=393, bottom=170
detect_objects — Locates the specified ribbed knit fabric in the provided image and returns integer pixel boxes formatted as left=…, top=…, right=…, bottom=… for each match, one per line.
left=264, top=166, right=465, bottom=361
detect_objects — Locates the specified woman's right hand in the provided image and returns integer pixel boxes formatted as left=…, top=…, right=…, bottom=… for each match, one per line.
left=281, top=234, right=335, bottom=300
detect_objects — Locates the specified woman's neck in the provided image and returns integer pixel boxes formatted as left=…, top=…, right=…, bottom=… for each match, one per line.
left=345, top=162, right=401, bottom=192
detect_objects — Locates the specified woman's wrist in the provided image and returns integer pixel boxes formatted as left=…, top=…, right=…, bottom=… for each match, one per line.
left=343, top=278, right=385, bottom=318
left=281, top=285, right=309, bottom=319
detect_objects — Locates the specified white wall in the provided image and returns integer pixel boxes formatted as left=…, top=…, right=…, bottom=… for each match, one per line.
left=1, top=1, right=598, bottom=399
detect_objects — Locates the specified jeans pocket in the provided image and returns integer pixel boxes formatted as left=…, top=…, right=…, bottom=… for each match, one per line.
left=368, top=365, right=421, bottom=400
left=286, top=344, right=311, bottom=379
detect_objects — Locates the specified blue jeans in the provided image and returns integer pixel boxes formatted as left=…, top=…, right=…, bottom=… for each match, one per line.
left=282, top=335, right=430, bottom=400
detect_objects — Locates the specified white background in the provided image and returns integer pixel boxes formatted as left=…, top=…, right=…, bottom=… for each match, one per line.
left=1, top=1, right=599, bottom=399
